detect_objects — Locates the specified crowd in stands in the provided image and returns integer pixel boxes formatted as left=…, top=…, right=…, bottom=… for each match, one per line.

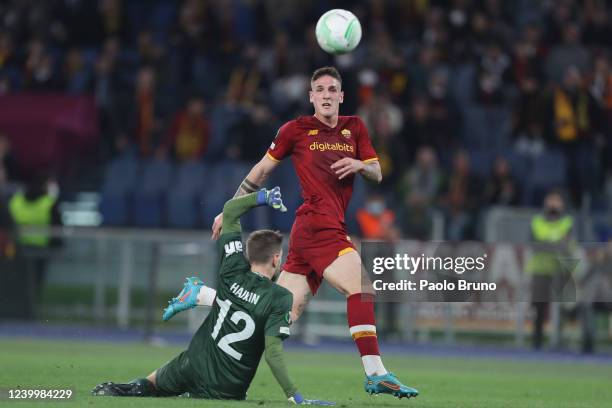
left=1, top=0, right=612, bottom=238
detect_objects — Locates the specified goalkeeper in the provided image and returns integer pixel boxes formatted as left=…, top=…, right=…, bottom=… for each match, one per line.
left=92, top=187, right=334, bottom=405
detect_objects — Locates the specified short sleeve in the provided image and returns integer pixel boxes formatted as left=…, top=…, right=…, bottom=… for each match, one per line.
left=217, top=232, right=250, bottom=277
left=266, top=122, right=294, bottom=162
left=355, top=118, right=378, bottom=163
left=264, top=291, right=293, bottom=340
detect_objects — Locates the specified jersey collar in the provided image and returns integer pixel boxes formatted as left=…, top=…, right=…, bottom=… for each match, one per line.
left=311, top=114, right=344, bottom=130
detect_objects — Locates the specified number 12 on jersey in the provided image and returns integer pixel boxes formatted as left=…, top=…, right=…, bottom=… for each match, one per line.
left=211, top=297, right=255, bottom=361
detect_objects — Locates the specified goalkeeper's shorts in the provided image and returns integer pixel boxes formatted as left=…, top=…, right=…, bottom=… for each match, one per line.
left=155, top=351, right=246, bottom=400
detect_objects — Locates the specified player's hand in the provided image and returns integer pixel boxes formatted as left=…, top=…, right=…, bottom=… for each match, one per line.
left=212, top=213, right=223, bottom=240
left=288, top=392, right=335, bottom=406
left=257, top=186, right=288, bottom=212
left=331, top=158, right=365, bottom=180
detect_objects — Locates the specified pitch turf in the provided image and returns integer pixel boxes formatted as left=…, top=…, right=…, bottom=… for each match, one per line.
left=1, top=338, right=611, bottom=408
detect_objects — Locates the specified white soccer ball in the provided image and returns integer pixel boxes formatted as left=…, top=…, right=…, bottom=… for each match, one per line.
left=315, top=9, right=362, bottom=55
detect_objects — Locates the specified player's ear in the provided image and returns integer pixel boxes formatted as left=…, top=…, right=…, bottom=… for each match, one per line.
left=309, top=89, right=314, bottom=103
left=339, top=90, right=344, bottom=104
left=274, top=253, right=281, bottom=265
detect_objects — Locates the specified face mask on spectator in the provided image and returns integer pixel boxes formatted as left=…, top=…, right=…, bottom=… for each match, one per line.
left=366, top=201, right=385, bottom=216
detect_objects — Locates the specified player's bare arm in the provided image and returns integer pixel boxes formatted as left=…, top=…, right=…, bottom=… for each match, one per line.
left=211, top=154, right=280, bottom=240
left=331, top=158, right=382, bottom=183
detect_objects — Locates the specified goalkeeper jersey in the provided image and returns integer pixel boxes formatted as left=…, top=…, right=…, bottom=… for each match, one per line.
left=186, top=231, right=293, bottom=399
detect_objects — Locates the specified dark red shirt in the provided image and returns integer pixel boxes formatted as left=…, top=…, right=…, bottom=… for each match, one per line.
left=266, top=115, right=378, bottom=226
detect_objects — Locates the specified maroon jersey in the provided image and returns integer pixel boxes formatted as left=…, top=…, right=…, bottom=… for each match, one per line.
left=266, top=115, right=378, bottom=226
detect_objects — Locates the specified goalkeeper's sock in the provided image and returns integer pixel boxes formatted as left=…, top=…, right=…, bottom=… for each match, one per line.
left=347, top=293, right=388, bottom=377
left=126, top=378, right=157, bottom=396
left=196, top=285, right=217, bottom=306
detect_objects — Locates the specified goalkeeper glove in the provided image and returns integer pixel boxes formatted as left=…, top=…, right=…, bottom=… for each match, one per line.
left=256, top=186, right=287, bottom=212
left=288, top=391, right=336, bottom=406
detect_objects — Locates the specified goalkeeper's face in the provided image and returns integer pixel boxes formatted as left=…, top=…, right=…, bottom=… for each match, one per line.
left=310, top=75, right=344, bottom=119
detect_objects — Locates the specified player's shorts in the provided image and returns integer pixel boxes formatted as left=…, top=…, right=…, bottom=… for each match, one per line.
left=282, top=211, right=356, bottom=295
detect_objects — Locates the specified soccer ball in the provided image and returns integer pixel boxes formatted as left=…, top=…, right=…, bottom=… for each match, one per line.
left=315, top=9, right=362, bottom=55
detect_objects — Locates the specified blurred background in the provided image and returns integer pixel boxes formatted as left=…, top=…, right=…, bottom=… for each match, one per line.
left=0, top=0, right=611, bottom=355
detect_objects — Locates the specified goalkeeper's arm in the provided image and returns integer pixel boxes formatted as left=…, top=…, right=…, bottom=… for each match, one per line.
left=264, top=336, right=298, bottom=398
left=222, top=192, right=257, bottom=235
left=222, top=187, right=287, bottom=235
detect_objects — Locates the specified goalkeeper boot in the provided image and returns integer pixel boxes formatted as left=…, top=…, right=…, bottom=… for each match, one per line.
left=92, top=378, right=156, bottom=397
left=364, top=372, right=418, bottom=399
left=162, top=277, right=203, bottom=321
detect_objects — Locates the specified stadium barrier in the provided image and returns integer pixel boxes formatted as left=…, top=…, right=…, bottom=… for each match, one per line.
left=6, top=221, right=612, bottom=349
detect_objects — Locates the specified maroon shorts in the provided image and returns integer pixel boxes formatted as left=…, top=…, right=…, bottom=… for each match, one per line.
left=282, top=212, right=356, bottom=295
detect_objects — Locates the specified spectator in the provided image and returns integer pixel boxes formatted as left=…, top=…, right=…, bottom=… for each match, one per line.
left=51, top=0, right=106, bottom=47
left=408, top=46, right=442, bottom=95
left=589, top=53, right=612, bottom=173
left=357, top=194, right=400, bottom=242
left=512, top=74, right=546, bottom=156
left=397, top=146, right=441, bottom=240
left=129, top=66, right=163, bottom=157
left=0, top=31, right=17, bottom=73
left=61, top=48, right=90, bottom=94
left=483, top=156, right=518, bottom=206
left=581, top=0, right=612, bottom=47
left=23, top=39, right=58, bottom=91
left=474, top=42, right=510, bottom=106
left=439, top=150, right=482, bottom=240
left=544, top=65, right=602, bottom=204
left=162, top=96, right=210, bottom=161
left=358, top=90, right=403, bottom=182
left=90, top=45, right=126, bottom=159
left=228, top=102, right=278, bottom=162
left=511, top=27, right=544, bottom=86
left=546, top=22, right=590, bottom=82
left=398, top=146, right=442, bottom=206
left=137, top=30, right=165, bottom=68
left=403, top=94, right=455, bottom=161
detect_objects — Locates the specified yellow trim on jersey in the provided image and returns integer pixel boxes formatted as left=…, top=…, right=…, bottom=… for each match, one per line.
left=352, top=331, right=377, bottom=340
left=338, top=247, right=355, bottom=257
left=266, top=152, right=281, bottom=162
left=362, top=157, right=379, bottom=164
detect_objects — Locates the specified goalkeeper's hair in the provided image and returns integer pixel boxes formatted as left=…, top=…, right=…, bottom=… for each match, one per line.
left=311, top=66, right=342, bottom=85
left=246, top=229, right=283, bottom=264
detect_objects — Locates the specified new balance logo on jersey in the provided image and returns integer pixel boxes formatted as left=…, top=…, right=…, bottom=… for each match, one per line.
left=229, top=282, right=260, bottom=305
left=224, top=241, right=243, bottom=257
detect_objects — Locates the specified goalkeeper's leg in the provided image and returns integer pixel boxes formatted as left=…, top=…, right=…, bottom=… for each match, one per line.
left=91, top=377, right=157, bottom=397
left=92, top=352, right=192, bottom=397
left=162, top=277, right=217, bottom=321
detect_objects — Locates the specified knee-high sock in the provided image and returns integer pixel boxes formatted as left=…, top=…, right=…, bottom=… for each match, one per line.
left=347, top=293, right=387, bottom=376
left=196, top=285, right=217, bottom=306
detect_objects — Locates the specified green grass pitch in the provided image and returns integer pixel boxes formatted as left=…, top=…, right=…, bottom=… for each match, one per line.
left=1, top=338, right=611, bottom=408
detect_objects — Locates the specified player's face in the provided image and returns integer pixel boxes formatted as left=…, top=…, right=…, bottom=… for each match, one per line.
left=309, top=75, right=343, bottom=119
